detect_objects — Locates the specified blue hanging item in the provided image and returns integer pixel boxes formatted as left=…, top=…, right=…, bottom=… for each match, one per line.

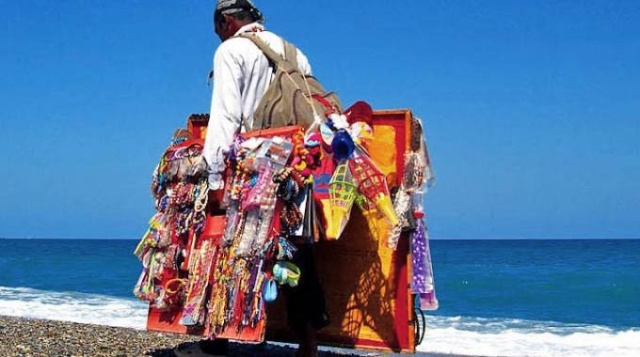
left=331, top=128, right=356, bottom=161
left=262, top=278, right=278, bottom=303
left=276, top=236, right=298, bottom=260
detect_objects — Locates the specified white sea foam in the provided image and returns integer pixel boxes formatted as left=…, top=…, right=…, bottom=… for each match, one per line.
left=2, top=286, right=639, bottom=356
left=416, top=315, right=640, bottom=357
left=0, top=286, right=147, bottom=329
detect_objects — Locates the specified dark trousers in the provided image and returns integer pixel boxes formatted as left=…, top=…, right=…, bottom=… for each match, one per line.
left=281, top=243, right=329, bottom=335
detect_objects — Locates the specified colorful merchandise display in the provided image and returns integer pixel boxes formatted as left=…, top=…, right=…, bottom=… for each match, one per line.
left=133, top=131, right=209, bottom=310
left=133, top=107, right=438, bottom=350
left=387, top=118, right=438, bottom=310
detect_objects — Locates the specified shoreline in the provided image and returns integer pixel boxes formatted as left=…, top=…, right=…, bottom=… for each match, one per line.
left=0, top=315, right=470, bottom=357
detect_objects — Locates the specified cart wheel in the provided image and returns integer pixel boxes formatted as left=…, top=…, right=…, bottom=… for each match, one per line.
left=412, top=295, right=426, bottom=347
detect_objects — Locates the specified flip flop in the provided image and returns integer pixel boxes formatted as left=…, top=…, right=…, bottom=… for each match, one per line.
left=273, top=261, right=301, bottom=287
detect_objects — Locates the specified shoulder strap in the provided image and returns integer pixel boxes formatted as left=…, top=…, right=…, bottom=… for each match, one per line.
left=239, top=33, right=295, bottom=70
left=284, top=41, right=299, bottom=69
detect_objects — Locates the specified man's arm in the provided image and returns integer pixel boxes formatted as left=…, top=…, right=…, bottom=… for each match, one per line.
left=203, top=43, right=244, bottom=190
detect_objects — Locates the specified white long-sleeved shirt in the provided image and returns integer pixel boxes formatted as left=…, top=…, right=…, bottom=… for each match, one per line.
left=203, top=23, right=312, bottom=190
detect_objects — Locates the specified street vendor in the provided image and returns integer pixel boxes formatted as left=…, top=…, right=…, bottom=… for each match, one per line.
left=175, top=1, right=329, bottom=356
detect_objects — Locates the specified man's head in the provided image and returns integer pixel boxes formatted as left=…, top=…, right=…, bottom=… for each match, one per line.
left=214, top=0, right=264, bottom=41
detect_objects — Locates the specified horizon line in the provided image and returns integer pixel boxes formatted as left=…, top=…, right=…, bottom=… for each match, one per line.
left=1, top=236, right=638, bottom=241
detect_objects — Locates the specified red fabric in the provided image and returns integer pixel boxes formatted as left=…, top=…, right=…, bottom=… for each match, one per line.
left=344, top=101, right=373, bottom=126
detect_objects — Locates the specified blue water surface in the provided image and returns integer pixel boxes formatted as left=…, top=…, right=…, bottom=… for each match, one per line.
left=0, top=239, right=140, bottom=297
left=0, top=238, right=638, bottom=329
left=430, top=239, right=640, bottom=329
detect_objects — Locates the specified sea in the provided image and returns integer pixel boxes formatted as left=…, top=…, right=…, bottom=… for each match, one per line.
left=0, top=238, right=638, bottom=357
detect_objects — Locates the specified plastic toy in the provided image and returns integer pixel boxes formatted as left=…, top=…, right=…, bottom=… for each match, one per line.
left=326, top=161, right=357, bottom=239
left=348, top=154, right=399, bottom=227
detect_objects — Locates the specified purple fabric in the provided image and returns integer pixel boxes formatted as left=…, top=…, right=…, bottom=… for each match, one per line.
left=411, top=218, right=438, bottom=310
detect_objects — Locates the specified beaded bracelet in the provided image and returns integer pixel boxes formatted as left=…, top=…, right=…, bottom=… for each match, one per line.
left=281, top=203, right=303, bottom=232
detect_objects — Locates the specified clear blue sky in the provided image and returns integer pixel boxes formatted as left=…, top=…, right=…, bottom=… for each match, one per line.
left=1, top=1, right=638, bottom=239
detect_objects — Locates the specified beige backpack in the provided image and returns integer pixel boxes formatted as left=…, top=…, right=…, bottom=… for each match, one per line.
left=240, top=34, right=342, bottom=131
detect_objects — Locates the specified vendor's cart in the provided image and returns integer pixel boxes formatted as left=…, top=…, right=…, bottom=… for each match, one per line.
left=135, top=108, right=437, bottom=354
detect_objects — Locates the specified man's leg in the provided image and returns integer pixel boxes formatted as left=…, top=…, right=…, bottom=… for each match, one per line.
left=282, top=244, right=330, bottom=357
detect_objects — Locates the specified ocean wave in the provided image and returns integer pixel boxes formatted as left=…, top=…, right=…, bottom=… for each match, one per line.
left=2, top=286, right=639, bottom=356
left=418, top=315, right=640, bottom=357
left=0, top=286, right=147, bottom=329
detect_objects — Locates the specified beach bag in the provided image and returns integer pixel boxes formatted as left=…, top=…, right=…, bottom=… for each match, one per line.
left=239, top=33, right=343, bottom=130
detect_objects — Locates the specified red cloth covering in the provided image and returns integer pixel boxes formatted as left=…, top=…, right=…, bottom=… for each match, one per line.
left=344, top=101, right=373, bottom=127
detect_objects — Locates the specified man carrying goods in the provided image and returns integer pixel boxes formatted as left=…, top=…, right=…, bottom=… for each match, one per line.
left=134, top=1, right=437, bottom=356
left=176, top=1, right=335, bottom=356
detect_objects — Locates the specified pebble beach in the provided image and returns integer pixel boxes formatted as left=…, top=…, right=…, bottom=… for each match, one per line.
left=0, top=315, right=198, bottom=357
left=0, top=315, right=460, bottom=357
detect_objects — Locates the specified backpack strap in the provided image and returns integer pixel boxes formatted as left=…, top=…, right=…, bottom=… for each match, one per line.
left=283, top=41, right=299, bottom=69
left=239, top=33, right=296, bottom=71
